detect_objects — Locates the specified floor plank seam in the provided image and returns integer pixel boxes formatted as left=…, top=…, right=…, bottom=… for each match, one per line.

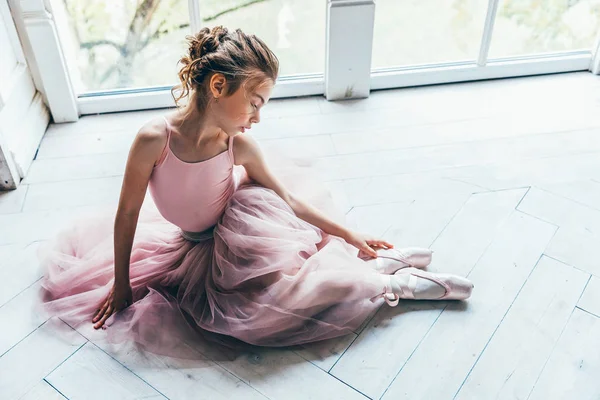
left=0, top=276, right=43, bottom=310
left=287, top=115, right=496, bottom=141
left=463, top=208, right=517, bottom=279
left=344, top=199, right=415, bottom=210
left=36, top=149, right=129, bottom=161
left=0, top=311, right=48, bottom=358
left=452, top=251, right=545, bottom=400
left=326, top=370, right=373, bottom=400
left=426, top=192, right=472, bottom=249
left=538, top=227, right=562, bottom=263
left=351, top=304, right=383, bottom=336
left=513, top=208, right=560, bottom=231
left=0, top=205, right=94, bottom=219
left=43, top=338, right=88, bottom=383
left=378, top=303, right=448, bottom=400
left=322, top=147, right=600, bottom=185
left=328, top=134, right=339, bottom=155
left=19, top=185, right=30, bottom=213
left=524, top=312, right=572, bottom=400
left=443, top=177, right=491, bottom=192
left=53, top=318, right=221, bottom=399
left=542, top=254, right=595, bottom=276
left=575, top=306, right=600, bottom=320
left=26, top=173, right=125, bottom=186
left=514, top=209, right=560, bottom=231
left=43, top=377, right=70, bottom=400
left=328, top=332, right=362, bottom=373
left=514, top=186, right=532, bottom=210
left=87, top=340, right=171, bottom=400
left=472, top=185, right=532, bottom=196
left=524, top=274, right=593, bottom=400
left=318, top=124, right=600, bottom=159
left=534, top=185, right=600, bottom=214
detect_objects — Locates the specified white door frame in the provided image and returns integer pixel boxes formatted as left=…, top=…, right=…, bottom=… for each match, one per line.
left=10, top=0, right=78, bottom=122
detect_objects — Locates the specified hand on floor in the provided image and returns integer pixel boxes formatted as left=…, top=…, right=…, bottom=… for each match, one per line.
left=92, top=282, right=133, bottom=329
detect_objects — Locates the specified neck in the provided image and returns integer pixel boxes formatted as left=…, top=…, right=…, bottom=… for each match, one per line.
left=173, top=100, right=223, bottom=146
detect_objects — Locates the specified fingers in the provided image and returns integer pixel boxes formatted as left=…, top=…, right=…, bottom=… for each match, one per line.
left=366, top=240, right=394, bottom=250
left=363, top=245, right=378, bottom=258
left=92, top=300, right=108, bottom=323
left=373, top=240, right=394, bottom=249
left=94, top=304, right=114, bottom=330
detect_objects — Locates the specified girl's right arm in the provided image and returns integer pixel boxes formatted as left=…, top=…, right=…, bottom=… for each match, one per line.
left=92, top=119, right=167, bottom=329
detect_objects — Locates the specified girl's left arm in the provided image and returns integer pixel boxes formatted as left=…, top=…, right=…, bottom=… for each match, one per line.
left=235, top=134, right=393, bottom=258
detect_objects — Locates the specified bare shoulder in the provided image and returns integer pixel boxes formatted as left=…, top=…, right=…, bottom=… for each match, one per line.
left=136, top=117, right=168, bottom=147
left=232, top=133, right=262, bottom=166
left=130, top=117, right=169, bottom=161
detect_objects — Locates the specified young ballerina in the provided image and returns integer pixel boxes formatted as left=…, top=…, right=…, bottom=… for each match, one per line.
left=40, top=26, right=473, bottom=356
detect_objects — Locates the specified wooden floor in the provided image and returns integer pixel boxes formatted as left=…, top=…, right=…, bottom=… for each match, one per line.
left=1, top=72, right=600, bottom=400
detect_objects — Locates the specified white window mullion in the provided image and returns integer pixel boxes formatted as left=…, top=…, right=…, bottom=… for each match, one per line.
left=189, top=0, right=202, bottom=34
left=591, top=32, right=600, bottom=74
left=478, top=0, right=501, bottom=67
left=325, top=0, right=375, bottom=100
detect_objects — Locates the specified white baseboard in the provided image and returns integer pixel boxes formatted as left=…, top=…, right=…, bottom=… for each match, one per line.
left=0, top=135, right=19, bottom=189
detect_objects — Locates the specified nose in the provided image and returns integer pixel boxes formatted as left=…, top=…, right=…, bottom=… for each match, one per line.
left=251, top=109, right=260, bottom=124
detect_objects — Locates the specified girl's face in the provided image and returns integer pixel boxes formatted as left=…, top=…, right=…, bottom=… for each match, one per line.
left=210, top=76, right=273, bottom=137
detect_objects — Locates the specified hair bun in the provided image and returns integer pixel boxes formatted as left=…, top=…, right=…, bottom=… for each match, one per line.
left=189, top=26, right=228, bottom=60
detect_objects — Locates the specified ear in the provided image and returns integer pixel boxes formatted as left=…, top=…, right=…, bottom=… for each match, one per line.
left=209, top=73, right=227, bottom=98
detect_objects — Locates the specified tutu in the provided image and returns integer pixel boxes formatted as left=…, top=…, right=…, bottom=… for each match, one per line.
left=38, top=147, right=386, bottom=359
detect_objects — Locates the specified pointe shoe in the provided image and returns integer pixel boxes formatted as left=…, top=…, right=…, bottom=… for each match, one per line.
left=360, top=247, right=433, bottom=274
left=373, top=267, right=473, bottom=306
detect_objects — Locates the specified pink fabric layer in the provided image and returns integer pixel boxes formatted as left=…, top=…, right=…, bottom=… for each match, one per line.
left=38, top=145, right=386, bottom=359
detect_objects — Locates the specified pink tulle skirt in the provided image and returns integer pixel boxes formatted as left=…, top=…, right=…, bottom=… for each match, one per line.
left=39, top=155, right=386, bottom=359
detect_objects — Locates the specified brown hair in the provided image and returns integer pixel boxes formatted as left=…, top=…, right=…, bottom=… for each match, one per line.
left=172, top=26, right=279, bottom=115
